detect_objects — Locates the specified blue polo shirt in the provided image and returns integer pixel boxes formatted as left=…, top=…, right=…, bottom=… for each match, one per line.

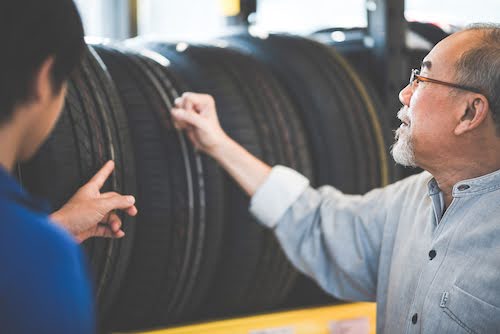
left=0, top=166, right=95, bottom=333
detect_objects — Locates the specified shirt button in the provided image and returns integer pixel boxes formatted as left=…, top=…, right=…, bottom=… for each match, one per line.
left=457, top=184, right=470, bottom=191
left=412, top=313, right=418, bottom=324
left=429, top=250, right=437, bottom=260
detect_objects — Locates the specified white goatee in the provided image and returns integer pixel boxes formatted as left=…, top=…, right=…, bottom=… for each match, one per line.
left=391, top=107, right=417, bottom=167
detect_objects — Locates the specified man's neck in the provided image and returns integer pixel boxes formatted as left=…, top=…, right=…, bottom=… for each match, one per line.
left=428, top=156, right=500, bottom=208
left=0, top=123, right=23, bottom=173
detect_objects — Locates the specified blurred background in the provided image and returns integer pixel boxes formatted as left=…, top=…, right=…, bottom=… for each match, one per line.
left=74, top=0, right=500, bottom=40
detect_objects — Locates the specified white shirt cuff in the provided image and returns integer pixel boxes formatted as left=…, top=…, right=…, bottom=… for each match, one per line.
left=249, top=165, right=310, bottom=228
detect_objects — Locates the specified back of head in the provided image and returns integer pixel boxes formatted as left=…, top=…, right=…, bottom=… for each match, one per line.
left=0, top=0, right=85, bottom=125
left=455, top=23, right=500, bottom=133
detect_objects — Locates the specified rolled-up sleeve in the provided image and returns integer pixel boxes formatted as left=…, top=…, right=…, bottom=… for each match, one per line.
left=250, top=165, right=391, bottom=302
left=250, top=165, right=310, bottom=226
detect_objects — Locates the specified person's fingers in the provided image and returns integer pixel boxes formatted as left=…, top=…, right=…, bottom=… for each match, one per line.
left=88, top=160, right=115, bottom=189
left=105, top=212, right=122, bottom=233
left=100, top=191, right=120, bottom=199
left=174, top=97, right=183, bottom=108
left=93, top=224, right=115, bottom=238
left=175, top=95, right=196, bottom=111
left=99, top=195, right=136, bottom=213
left=101, top=211, right=111, bottom=224
left=181, top=92, right=215, bottom=111
left=171, top=109, right=190, bottom=130
left=93, top=223, right=125, bottom=239
left=184, top=98, right=193, bottom=112
left=125, top=205, right=138, bottom=216
left=171, top=108, right=205, bottom=129
left=114, top=230, right=125, bottom=238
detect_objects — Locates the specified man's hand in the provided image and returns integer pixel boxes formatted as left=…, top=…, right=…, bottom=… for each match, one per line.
left=172, top=92, right=271, bottom=197
left=50, top=160, right=138, bottom=243
left=171, top=92, right=230, bottom=157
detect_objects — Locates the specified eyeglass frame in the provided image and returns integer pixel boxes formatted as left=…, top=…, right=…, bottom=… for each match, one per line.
left=409, top=69, right=488, bottom=97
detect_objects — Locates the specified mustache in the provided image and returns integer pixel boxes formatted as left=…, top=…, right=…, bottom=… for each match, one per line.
left=397, top=106, right=410, bottom=121
left=394, top=107, right=412, bottom=141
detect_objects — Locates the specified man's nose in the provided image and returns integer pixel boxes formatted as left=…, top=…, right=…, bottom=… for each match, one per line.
left=399, top=84, right=412, bottom=106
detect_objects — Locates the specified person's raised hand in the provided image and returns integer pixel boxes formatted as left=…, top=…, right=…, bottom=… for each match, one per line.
left=50, top=160, right=137, bottom=243
left=171, top=92, right=229, bottom=157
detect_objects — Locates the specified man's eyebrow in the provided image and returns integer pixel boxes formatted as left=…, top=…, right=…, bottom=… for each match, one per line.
left=421, top=60, right=432, bottom=70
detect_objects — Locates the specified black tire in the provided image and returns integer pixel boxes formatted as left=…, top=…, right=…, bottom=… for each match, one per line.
left=93, top=45, right=225, bottom=330
left=224, top=33, right=390, bottom=192
left=139, top=41, right=313, bottom=317
left=19, top=46, right=137, bottom=324
left=223, top=33, right=392, bottom=308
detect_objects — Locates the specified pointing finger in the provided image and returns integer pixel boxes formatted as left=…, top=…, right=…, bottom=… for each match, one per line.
left=89, top=160, right=115, bottom=189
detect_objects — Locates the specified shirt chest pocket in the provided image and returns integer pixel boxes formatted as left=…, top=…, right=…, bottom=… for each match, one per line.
left=439, top=252, right=500, bottom=334
left=454, top=249, right=500, bottom=309
left=439, top=285, right=500, bottom=334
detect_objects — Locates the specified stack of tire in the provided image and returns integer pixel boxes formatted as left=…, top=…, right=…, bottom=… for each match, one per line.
left=310, top=21, right=449, bottom=180
left=18, top=31, right=394, bottom=331
left=310, top=22, right=450, bottom=122
left=19, top=47, right=138, bottom=326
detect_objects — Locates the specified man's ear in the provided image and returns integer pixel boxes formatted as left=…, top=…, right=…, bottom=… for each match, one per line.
left=454, top=94, right=489, bottom=135
left=31, top=56, right=56, bottom=103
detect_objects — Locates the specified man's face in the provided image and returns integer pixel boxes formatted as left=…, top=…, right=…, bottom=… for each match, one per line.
left=392, top=31, right=481, bottom=169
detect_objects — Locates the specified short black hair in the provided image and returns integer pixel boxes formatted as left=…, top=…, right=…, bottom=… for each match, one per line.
left=0, top=0, right=85, bottom=125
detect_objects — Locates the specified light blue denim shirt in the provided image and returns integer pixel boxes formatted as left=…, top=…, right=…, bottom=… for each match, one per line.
left=250, top=166, right=500, bottom=334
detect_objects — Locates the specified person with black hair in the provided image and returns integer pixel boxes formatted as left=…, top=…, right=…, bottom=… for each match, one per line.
left=0, top=1, right=137, bottom=332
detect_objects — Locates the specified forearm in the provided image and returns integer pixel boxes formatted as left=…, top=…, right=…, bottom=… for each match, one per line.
left=209, top=136, right=271, bottom=197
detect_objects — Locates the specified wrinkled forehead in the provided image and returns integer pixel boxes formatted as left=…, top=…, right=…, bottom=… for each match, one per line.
left=421, top=30, right=482, bottom=79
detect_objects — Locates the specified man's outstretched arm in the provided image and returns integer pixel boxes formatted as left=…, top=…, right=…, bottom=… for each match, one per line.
left=171, top=92, right=271, bottom=196
left=171, top=92, right=390, bottom=301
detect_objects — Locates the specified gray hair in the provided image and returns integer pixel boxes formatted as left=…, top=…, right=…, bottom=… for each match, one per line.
left=454, top=23, right=500, bottom=133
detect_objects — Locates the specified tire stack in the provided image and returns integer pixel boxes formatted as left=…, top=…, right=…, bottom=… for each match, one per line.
left=135, top=41, right=314, bottom=320
left=92, top=45, right=225, bottom=330
left=310, top=22, right=449, bottom=92
left=216, top=32, right=392, bottom=308
left=310, top=22, right=449, bottom=180
left=18, top=31, right=394, bottom=331
left=19, top=46, right=137, bottom=325
left=221, top=33, right=392, bottom=191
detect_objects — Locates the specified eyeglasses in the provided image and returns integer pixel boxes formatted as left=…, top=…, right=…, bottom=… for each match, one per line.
left=409, top=69, right=486, bottom=95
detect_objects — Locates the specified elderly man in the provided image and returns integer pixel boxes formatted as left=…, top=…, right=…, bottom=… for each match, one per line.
left=171, top=24, right=500, bottom=333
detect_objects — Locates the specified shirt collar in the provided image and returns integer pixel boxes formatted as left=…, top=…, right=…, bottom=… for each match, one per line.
left=427, top=178, right=441, bottom=196
left=0, top=165, right=51, bottom=214
left=427, top=168, right=500, bottom=198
